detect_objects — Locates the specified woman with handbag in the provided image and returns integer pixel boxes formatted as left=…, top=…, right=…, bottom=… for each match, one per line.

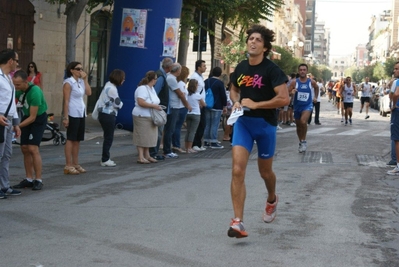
left=96, top=69, right=125, bottom=167
left=132, top=71, right=163, bottom=164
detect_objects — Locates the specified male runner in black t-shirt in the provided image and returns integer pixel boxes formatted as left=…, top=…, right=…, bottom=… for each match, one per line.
left=227, top=24, right=289, bottom=238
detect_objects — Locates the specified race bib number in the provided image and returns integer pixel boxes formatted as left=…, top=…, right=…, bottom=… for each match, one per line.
left=297, top=92, right=310, bottom=102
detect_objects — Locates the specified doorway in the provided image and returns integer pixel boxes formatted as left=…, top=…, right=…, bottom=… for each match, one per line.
left=87, top=11, right=112, bottom=112
left=0, top=0, right=34, bottom=68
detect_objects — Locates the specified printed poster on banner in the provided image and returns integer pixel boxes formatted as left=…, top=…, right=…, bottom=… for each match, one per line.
left=120, top=8, right=147, bottom=48
left=162, top=18, right=180, bottom=57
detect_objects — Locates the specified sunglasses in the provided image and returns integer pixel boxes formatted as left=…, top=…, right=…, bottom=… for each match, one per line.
left=29, top=65, right=34, bottom=68
left=13, top=59, right=19, bottom=63
left=74, top=68, right=83, bottom=71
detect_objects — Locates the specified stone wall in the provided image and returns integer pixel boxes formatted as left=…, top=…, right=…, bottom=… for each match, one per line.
left=29, top=0, right=90, bottom=116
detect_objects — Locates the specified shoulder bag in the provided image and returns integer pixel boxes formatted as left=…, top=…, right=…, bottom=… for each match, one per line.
left=0, top=76, right=15, bottom=143
left=92, top=87, right=110, bottom=120
left=146, top=86, right=167, bottom=126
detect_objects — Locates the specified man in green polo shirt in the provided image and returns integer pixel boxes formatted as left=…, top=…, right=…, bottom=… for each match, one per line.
left=12, top=69, right=47, bottom=190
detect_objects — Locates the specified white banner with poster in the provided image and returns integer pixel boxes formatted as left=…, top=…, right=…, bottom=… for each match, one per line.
left=162, top=18, right=180, bottom=57
left=120, top=8, right=147, bottom=48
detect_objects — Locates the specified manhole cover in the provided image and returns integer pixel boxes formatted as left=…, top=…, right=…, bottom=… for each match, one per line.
left=301, top=151, right=333, bottom=163
left=356, top=154, right=386, bottom=167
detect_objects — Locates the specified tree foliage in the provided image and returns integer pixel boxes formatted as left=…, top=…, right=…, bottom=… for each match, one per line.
left=184, top=0, right=283, bottom=34
left=308, top=65, right=321, bottom=80
left=271, top=46, right=332, bottom=82
left=384, top=57, right=397, bottom=77
left=350, top=67, right=362, bottom=83
left=349, top=60, right=397, bottom=84
left=373, top=62, right=386, bottom=81
left=179, top=0, right=283, bottom=67
left=273, top=46, right=301, bottom=75
left=219, top=38, right=247, bottom=66
left=45, top=0, right=112, bottom=13
left=362, top=65, right=375, bottom=81
left=319, top=66, right=333, bottom=83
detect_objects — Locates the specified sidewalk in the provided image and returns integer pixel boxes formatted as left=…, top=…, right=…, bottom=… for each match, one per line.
left=55, top=115, right=131, bottom=140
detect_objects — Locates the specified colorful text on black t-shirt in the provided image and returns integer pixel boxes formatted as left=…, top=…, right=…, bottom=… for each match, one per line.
left=237, top=74, right=265, bottom=89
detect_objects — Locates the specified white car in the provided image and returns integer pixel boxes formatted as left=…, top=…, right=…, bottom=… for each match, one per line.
left=379, top=93, right=391, bottom=117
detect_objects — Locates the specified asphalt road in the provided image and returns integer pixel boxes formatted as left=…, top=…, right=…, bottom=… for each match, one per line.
left=1, top=96, right=399, bottom=267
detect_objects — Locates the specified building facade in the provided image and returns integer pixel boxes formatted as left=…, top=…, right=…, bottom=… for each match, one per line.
left=330, top=56, right=350, bottom=80
left=1, top=0, right=112, bottom=116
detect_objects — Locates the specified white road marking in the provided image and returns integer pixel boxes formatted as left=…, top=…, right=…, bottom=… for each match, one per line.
left=336, top=129, right=367, bottom=135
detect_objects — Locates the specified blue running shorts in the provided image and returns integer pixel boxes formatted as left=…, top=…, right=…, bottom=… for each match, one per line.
left=232, top=116, right=276, bottom=159
left=294, top=104, right=313, bottom=120
left=391, top=109, right=399, bottom=141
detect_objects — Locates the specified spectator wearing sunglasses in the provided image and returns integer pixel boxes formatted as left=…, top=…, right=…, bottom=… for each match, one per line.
left=26, top=61, right=42, bottom=88
left=62, top=62, right=91, bottom=175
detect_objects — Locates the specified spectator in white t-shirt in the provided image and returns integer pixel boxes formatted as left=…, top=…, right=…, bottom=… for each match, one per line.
left=162, top=63, right=192, bottom=158
left=132, top=71, right=162, bottom=164
left=189, top=60, right=207, bottom=151
left=308, top=78, right=323, bottom=125
left=185, top=79, right=205, bottom=153
left=172, top=66, right=189, bottom=153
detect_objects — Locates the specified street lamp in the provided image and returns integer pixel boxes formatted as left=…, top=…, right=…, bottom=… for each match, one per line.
left=287, top=36, right=304, bottom=57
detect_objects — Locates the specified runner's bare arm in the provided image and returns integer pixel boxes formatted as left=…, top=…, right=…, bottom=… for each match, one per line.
left=230, top=83, right=241, bottom=109
left=289, top=81, right=296, bottom=95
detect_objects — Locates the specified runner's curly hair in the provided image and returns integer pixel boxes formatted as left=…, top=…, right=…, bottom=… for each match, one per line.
left=245, top=24, right=275, bottom=58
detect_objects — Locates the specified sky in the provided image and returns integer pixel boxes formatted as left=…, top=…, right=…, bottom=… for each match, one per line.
left=315, top=0, right=392, bottom=57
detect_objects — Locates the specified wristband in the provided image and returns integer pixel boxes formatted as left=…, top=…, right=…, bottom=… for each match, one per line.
left=12, top=118, right=20, bottom=126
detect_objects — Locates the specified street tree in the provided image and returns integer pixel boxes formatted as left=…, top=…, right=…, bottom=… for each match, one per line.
left=350, top=67, right=362, bottom=83
left=179, top=0, right=283, bottom=67
left=362, top=65, right=375, bottom=82
left=45, top=0, right=112, bottom=66
left=308, top=65, right=321, bottom=80
left=384, top=57, right=397, bottom=77
left=319, top=65, right=333, bottom=83
left=272, top=46, right=300, bottom=75
left=373, top=62, right=386, bottom=82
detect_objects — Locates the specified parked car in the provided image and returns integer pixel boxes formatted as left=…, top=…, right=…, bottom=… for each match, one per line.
left=370, top=86, right=380, bottom=110
left=379, top=93, right=391, bottom=117
left=370, top=84, right=387, bottom=110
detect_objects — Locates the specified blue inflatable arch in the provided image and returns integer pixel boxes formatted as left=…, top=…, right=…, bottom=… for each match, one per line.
left=107, top=0, right=182, bottom=130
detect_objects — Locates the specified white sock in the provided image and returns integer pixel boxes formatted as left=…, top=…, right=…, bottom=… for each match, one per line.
left=35, top=179, right=43, bottom=183
left=26, top=178, right=33, bottom=182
